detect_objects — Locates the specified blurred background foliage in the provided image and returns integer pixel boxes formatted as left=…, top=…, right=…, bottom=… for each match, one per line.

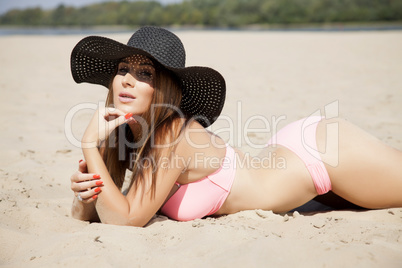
left=1, top=0, right=401, bottom=27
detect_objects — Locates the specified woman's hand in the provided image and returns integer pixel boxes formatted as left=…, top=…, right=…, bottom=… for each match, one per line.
left=81, top=107, right=135, bottom=148
left=70, top=159, right=104, bottom=203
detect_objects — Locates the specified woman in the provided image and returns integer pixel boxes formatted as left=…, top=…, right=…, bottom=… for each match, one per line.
left=70, top=26, right=402, bottom=227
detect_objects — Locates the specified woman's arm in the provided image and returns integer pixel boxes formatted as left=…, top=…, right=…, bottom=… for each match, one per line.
left=70, top=160, right=101, bottom=222
left=80, top=108, right=187, bottom=227
left=82, top=147, right=132, bottom=224
left=83, top=141, right=186, bottom=227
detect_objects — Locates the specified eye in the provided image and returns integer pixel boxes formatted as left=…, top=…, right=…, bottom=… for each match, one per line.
left=139, top=71, right=152, bottom=77
left=136, top=69, right=153, bottom=82
left=117, top=64, right=129, bottom=75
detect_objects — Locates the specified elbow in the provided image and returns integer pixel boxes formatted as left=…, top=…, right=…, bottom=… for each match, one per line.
left=71, top=207, right=100, bottom=223
left=127, top=217, right=149, bottom=228
left=95, top=202, right=150, bottom=227
left=99, top=216, right=147, bottom=228
left=100, top=220, right=146, bottom=228
left=71, top=205, right=87, bottom=221
left=71, top=211, right=81, bottom=221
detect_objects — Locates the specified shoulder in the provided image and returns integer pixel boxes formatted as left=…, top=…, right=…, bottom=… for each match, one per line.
left=174, top=119, right=226, bottom=162
left=157, top=117, right=225, bottom=157
left=176, top=119, right=222, bottom=149
left=161, top=117, right=210, bottom=145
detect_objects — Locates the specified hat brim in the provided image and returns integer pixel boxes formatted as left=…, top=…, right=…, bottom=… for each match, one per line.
left=71, top=36, right=225, bottom=127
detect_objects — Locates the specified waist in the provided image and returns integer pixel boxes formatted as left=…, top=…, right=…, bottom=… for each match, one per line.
left=213, top=148, right=259, bottom=214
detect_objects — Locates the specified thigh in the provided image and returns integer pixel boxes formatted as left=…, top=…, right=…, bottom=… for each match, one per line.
left=317, top=118, right=402, bottom=208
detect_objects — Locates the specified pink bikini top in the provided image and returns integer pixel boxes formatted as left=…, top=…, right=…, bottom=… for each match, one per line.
left=160, top=144, right=237, bottom=221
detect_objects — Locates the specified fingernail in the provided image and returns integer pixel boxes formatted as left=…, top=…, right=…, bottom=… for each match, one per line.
left=125, top=113, right=133, bottom=119
left=92, top=195, right=98, bottom=200
left=93, top=174, right=100, bottom=179
left=79, top=159, right=83, bottom=163
left=96, top=180, right=103, bottom=186
left=94, top=187, right=101, bottom=193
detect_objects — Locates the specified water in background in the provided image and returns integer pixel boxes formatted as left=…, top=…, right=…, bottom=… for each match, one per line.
left=0, top=27, right=134, bottom=36
left=1, top=24, right=402, bottom=36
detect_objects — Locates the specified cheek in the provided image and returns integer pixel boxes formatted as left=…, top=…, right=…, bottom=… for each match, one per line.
left=112, top=78, right=119, bottom=102
left=145, top=87, right=154, bottom=103
left=112, top=76, right=121, bottom=105
left=138, top=83, right=154, bottom=104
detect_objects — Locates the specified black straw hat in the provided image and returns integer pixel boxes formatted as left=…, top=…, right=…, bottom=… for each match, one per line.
left=71, top=26, right=226, bottom=127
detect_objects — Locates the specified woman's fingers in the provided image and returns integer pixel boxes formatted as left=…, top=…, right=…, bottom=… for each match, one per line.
left=72, top=159, right=103, bottom=202
left=72, top=174, right=103, bottom=203
left=104, top=107, right=126, bottom=118
left=70, top=170, right=99, bottom=183
left=103, top=107, right=125, bottom=123
left=78, top=159, right=87, bottom=173
left=98, top=107, right=136, bottom=140
left=109, top=114, right=128, bottom=129
left=82, top=107, right=136, bottom=147
left=71, top=169, right=103, bottom=189
left=77, top=195, right=97, bottom=204
left=76, top=187, right=102, bottom=203
left=104, top=107, right=136, bottom=124
left=72, top=177, right=103, bottom=191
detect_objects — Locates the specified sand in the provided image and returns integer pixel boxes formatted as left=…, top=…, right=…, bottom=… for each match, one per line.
left=0, top=30, right=401, bottom=267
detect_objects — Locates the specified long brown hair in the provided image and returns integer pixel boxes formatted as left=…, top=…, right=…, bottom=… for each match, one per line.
left=102, top=63, right=187, bottom=198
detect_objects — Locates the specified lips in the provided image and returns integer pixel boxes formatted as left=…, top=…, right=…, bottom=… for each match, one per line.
left=119, top=92, right=135, bottom=103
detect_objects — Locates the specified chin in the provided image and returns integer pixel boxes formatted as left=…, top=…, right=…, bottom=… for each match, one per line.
left=120, top=107, right=133, bottom=114
left=114, top=103, right=133, bottom=113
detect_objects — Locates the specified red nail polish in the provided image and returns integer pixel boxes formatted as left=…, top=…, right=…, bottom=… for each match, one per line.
left=125, top=113, right=133, bottom=119
left=94, top=187, right=101, bottom=193
left=79, top=159, right=83, bottom=163
left=92, top=195, right=98, bottom=199
left=93, top=174, right=100, bottom=179
left=96, top=180, right=103, bottom=186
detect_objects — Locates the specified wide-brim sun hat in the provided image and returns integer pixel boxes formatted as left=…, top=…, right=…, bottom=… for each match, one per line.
left=71, top=26, right=226, bottom=127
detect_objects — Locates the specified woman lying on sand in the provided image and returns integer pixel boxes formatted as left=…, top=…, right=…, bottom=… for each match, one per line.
left=69, top=26, right=402, bottom=227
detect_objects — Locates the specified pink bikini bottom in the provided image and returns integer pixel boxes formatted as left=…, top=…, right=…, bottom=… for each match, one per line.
left=267, top=116, right=332, bottom=195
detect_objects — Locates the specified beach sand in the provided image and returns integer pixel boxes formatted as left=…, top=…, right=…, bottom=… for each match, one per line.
left=0, top=30, right=401, bottom=267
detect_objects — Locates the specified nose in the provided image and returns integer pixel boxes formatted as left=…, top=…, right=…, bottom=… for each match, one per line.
left=122, top=73, right=136, bottom=88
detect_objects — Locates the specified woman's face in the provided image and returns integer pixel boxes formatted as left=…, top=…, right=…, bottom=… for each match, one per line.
left=112, top=55, right=155, bottom=115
